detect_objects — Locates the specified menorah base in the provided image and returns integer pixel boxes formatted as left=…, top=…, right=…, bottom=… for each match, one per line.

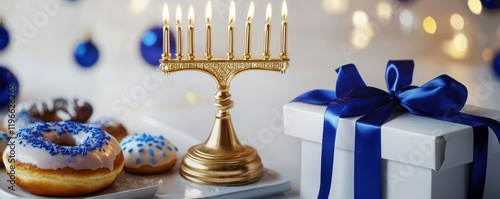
left=180, top=144, right=264, bottom=185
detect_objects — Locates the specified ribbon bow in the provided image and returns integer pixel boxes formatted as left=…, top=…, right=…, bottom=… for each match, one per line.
left=293, top=60, right=500, bottom=199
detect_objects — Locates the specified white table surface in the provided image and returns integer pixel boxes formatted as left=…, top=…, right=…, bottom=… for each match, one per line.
left=0, top=0, right=499, bottom=198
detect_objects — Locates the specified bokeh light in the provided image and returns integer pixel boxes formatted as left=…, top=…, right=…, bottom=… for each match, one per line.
left=376, top=1, right=392, bottom=22
left=468, top=0, right=482, bottom=15
left=483, top=48, right=493, bottom=61
left=450, top=13, right=464, bottom=30
left=399, top=9, right=413, bottom=27
left=129, top=0, right=150, bottom=14
left=352, top=10, right=369, bottom=28
left=423, top=16, right=437, bottom=34
left=453, top=33, right=468, bottom=51
left=322, top=0, right=348, bottom=14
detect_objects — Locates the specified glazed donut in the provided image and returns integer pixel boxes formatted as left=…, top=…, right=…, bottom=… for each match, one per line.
left=0, top=131, right=10, bottom=167
left=3, top=121, right=124, bottom=197
left=92, top=117, right=128, bottom=142
left=120, top=133, right=178, bottom=174
left=1, top=97, right=93, bottom=132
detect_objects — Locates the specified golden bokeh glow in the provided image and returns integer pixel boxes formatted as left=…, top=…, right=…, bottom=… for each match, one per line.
left=483, top=48, right=493, bottom=61
left=423, top=16, right=437, bottom=34
left=352, top=10, right=369, bottom=28
left=350, top=28, right=371, bottom=49
left=376, top=1, right=392, bottom=22
left=453, top=33, right=468, bottom=51
left=129, top=0, right=150, bottom=14
left=322, top=0, right=348, bottom=14
left=468, top=0, right=482, bottom=15
left=450, top=13, right=464, bottom=30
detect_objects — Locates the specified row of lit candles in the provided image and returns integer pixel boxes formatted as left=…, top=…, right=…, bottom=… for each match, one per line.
left=161, top=0, right=288, bottom=60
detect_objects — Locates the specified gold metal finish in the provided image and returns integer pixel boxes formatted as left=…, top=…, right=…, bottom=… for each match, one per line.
left=205, top=23, right=212, bottom=60
left=159, top=58, right=289, bottom=185
left=263, top=22, right=271, bottom=60
left=227, top=25, right=235, bottom=60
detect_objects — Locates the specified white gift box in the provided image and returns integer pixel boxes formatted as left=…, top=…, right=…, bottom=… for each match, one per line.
left=284, top=102, right=500, bottom=199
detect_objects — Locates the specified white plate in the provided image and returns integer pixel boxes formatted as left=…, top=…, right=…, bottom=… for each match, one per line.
left=0, top=115, right=291, bottom=199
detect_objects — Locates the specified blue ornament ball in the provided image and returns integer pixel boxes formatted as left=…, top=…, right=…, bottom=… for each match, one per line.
left=0, top=66, right=19, bottom=108
left=74, top=40, right=99, bottom=68
left=0, top=24, right=10, bottom=51
left=481, top=0, right=500, bottom=10
left=140, top=26, right=176, bottom=66
left=493, top=51, right=500, bottom=77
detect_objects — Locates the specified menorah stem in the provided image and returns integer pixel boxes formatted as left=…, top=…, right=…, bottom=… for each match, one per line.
left=180, top=86, right=264, bottom=185
left=203, top=89, right=245, bottom=152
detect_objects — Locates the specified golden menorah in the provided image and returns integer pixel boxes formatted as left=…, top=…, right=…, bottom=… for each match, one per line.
left=159, top=0, right=289, bottom=185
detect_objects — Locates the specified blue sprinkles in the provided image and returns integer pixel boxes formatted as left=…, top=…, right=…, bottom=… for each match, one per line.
left=16, top=121, right=111, bottom=157
left=167, top=146, right=172, bottom=151
left=128, top=148, right=133, bottom=153
left=162, top=152, right=167, bottom=157
left=149, top=149, right=155, bottom=156
left=151, top=158, right=157, bottom=164
left=135, top=158, right=140, bottom=164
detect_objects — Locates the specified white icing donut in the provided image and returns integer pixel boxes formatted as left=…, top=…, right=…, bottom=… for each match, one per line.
left=0, top=131, right=9, bottom=166
left=2, top=122, right=124, bottom=196
left=14, top=121, right=121, bottom=170
left=120, top=133, right=178, bottom=174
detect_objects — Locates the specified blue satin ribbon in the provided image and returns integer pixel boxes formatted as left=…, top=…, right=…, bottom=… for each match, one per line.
left=292, top=60, right=500, bottom=199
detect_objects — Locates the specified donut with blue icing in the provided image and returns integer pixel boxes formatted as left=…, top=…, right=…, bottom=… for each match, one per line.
left=2, top=121, right=124, bottom=196
left=0, top=131, right=10, bottom=167
left=1, top=97, right=93, bottom=133
left=120, top=133, right=178, bottom=174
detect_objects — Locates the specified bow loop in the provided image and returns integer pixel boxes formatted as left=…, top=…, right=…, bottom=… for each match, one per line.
left=385, top=60, right=415, bottom=94
left=396, top=74, right=468, bottom=117
left=335, top=64, right=367, bottom=98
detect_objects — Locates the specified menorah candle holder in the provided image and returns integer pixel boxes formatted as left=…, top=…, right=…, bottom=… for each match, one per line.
left=160, top=58, right=288, bottom=185
left=159, top=1, right=289, bottom=185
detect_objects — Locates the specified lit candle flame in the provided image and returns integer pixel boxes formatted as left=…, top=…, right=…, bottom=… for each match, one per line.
left=229, top=0, right=235, bottom=24
left=206, top=0, right=212, bottom=23
left=176, top=5, right=182, bottom=24
left=163, top=3, right=169, bottom=23
left=188, top=5, right=194, bottom=24
left=266, top=3, right=272, bottom=22
left=282, top=1, right=287, bottom=20
left=247, top=1, right=254, bottom=21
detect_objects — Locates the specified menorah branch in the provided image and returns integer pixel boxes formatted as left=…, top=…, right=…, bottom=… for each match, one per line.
left=160, top=59, right=289, bottom=87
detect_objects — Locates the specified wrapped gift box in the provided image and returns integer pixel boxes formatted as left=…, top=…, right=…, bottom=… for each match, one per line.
left=284, top=102, right=500, bottom=199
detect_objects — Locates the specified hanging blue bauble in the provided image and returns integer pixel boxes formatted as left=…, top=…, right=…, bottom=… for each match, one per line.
left=140, top=26, right=176, bottom=66
left=481, top=0, right=500, bottom=9
left=74, top=39, right=99, bottom=68
left=493, top=51, right=500, bottom=77
left=0, top=66, right=19, bottom=108
left=0, top=23, right=10, bottom=51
